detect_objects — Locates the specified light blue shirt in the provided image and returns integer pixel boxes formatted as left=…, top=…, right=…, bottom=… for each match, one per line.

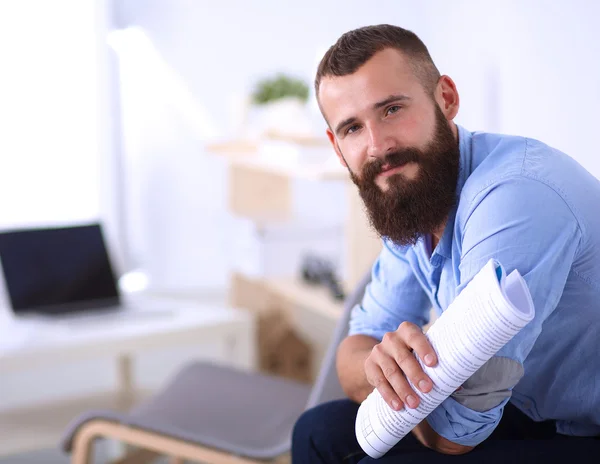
left=349, top=125, right=600, bottom=446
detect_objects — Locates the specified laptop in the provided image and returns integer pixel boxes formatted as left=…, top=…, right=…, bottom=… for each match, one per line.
left=0, top=222, right=172, bottom=326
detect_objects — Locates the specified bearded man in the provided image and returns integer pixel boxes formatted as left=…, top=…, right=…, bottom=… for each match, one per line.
left=291, top=24, right=600, bottom=463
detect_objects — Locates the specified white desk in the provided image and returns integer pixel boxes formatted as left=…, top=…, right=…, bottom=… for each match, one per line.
left=0, top=304, right=255, bottom=372
left=0, top=302, right=255, bottom=456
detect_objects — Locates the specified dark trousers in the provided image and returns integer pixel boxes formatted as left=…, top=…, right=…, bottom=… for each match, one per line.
left=291, top=399, right=600, bottom=463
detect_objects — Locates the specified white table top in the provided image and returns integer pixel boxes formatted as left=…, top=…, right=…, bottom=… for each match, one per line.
left=0, top=300, right=253, bottom=372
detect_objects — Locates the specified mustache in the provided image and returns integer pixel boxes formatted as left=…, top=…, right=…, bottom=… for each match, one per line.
left=361, top=149, right=421, bottom=182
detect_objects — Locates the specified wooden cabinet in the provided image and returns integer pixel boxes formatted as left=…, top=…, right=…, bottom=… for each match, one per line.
left=207, top=140, right=382, bottom=380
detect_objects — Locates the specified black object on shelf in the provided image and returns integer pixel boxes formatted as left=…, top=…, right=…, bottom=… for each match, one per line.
left=300, top=254, right=345, bottom=301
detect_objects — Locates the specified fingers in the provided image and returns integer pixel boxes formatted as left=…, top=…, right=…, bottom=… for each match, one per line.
left=367, top=342, right=423, bottom=410
left=365, top=322, right=439, bottom=411
left=381, top=331, right=431, bottom=402
left=364, top=357, right=404, bottom=411
left=398, top=321, right=437, bottom=368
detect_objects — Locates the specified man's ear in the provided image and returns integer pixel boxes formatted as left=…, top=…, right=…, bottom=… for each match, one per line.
left=326, top=128, right=347, bottom=167
left=435, top=75, right=460, bottom=121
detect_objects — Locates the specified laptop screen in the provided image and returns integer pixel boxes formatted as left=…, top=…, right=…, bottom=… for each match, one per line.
left=0, top=223, right=121, bottom=314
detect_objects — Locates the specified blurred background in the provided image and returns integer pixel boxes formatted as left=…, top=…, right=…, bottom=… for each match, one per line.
left=0, top=0, right=599, bottom=461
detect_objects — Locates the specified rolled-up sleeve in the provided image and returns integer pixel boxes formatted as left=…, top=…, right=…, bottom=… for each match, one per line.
left=426, top=175, right=581, bottom=446
left=348, top=239, right=431, bottom=341
left=427, top=397, right=507, bottom=446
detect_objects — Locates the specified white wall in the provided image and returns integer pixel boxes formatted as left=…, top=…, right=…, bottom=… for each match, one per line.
left=0, top=0, right=101, bottom=228
left=421, top=0, right=600, bottom=178
left=119, top=0, right=428, bottom=133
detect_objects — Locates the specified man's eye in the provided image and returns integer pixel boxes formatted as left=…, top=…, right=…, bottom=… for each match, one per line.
left=346, top=124, right=360, bottom=135
left=386, top=105, right=401, bottom=115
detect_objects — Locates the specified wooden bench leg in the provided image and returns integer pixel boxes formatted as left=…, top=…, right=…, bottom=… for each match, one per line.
left=70, top=419, right=265, bottom=464
left=71, top=426, right=96, bottom=464
left=117, top=354, right=135, bottom=410
left=110, top=448, right=161, bottom=464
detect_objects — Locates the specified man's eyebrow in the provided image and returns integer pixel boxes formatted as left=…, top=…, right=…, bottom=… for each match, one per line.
left=334, top=94, right=411, bottom=137
left=373, top=94, right=411, bottom=110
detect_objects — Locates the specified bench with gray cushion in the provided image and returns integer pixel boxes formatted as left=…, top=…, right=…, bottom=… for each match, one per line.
left=61, top=270, right=371, bottom=463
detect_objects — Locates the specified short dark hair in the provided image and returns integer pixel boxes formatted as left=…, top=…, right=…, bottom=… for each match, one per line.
left=315, top=24, right=440, bottom=101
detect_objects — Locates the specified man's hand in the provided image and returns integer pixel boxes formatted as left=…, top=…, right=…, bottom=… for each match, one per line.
left=364, top=321, right=437, bottom=410
left=336, top=328, right=473, bottom=455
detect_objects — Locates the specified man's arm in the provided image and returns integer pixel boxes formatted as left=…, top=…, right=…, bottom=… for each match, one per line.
left=337, top=333, right=474, bottom=454
left=340, top=240, right=475, bottom=454
left=340, top=239, right=432, bottom=405
left=336, top=334, right=377, bottom=403
left=412, top=421, right=474, bottom=455
left=424, top=175, right=581, bottom=448
left=338, top=322, right=438, bottom=410
left=412, top=420, right=475, bottom=455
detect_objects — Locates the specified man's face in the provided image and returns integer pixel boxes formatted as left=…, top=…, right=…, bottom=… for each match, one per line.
left=318, top=48, right=460, bottom=246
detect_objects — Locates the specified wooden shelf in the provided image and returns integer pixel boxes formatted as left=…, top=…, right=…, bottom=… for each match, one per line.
left=230, top=272, right=344, bottom=320
left=0, top=390, right=153, bottom=457
left=264, top=277, right=344, bottom=320
left=206, top=134, right=330, bottom=154
left=207, top=139, right=347, bottom=182
left=264, top=277, right=439, bottom=328
left=229, top=154, right=347, bottom=182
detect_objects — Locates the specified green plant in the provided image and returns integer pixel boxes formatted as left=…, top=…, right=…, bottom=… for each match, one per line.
left=252, top=74, right=309, bottom=105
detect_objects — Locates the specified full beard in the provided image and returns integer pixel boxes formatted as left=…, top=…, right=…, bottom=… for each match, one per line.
left=348, top=105, right=460, bottom=247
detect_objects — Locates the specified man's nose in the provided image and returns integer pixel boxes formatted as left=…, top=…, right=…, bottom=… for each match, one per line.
left=366, top=124, right=395, bottom=159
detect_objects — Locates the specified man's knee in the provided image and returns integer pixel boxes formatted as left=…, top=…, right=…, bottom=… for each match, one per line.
left=292, top=399, right=361, bottom=462
left=292, top=404, right=322, bottom=444
left=292, top=401, right=337, bottom=448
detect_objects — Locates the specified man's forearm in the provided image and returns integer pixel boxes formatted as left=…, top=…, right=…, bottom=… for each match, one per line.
left=336, top=334, right=379, bottom=403
left=338, top=335, right=473, bottom=455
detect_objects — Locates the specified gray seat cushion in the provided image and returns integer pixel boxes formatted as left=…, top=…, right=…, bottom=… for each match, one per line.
left=62, top=362, right=311, bottom=459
